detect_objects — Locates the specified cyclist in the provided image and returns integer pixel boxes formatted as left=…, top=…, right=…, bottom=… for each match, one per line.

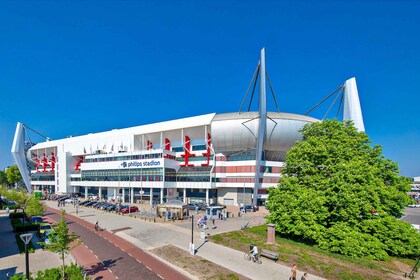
left=94, top=221, right=99, bottom=231
left=250, top=243, right=259, bottom=262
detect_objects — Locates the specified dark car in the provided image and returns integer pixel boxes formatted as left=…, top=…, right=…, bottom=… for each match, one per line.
left=85, top=201, right=96, bottom=207
left=209, top=202, right=226, bottom=208
left=188, top=203, right=199, bottom=210
left=106, top=204, right=117, bottom=211
left=240, top=205, right=258, bottom=212
left=30, top=216, right=43, bottom=223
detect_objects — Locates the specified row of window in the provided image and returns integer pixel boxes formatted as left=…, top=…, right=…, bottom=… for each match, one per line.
left=31, top=174, right=55, bottom=181
left=81, top=168, right=163, bottom=178
left=82, top=175, right=164, bottom=182
left=214, top=166, right=281, bottom=173
left=85, top=153, right=163, bottom=163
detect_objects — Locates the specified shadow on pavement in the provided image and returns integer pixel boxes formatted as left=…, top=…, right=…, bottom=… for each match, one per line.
left=195, top=240, right=208, bottom=254
left=83, top=257, right=122, bottom=276
left=0, top=267, right=18, bottom=279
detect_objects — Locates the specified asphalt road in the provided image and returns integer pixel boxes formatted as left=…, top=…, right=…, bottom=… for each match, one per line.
left=402, top=207, right=420, bottom=225
left=45, top=208, right=186, bottom=280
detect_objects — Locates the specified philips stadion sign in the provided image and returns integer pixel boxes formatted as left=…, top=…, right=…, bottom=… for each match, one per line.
left=80, top=159, right=163, bottom=171
left=120, top=160, right=161, bottom=168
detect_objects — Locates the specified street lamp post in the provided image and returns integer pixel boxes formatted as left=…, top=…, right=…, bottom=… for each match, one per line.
left=241, top=183, right=246, bottom=229
left=21, top=205, right=26, bottom=234
left=20, top=233, right=33, bottom=280
left=189, top=214, right=195, bottom=255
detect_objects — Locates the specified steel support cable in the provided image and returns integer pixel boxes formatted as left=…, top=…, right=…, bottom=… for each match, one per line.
left=247, top=66, right=260, bottom=112
left=239, top=62, right=260, bottom=113
left=335, top=88, right=345, bottom=118
left=323, top=87, right=344, bottom=120
left=23, top=124, right=51, bottom=141
left=304, top=84, right=344, bottom=116
left=266, top=71, right=280, bottom=113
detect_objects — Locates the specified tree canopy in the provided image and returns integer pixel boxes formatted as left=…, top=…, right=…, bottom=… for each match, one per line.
left=25, top=194, right=45, bottom=217
left=0, top=170, right=9, bottom=187
left=5, top=165, right=22, bottom=186
left=266, top=119, right=419, bottom=260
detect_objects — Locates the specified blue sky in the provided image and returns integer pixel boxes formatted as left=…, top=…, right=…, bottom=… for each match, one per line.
left=0, top=1, right=419, bottom=177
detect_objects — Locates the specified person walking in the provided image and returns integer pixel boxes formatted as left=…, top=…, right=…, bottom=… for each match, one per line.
left=290, top=264, right=297, bottom=280
left=301, top=272, right=308, bottom=280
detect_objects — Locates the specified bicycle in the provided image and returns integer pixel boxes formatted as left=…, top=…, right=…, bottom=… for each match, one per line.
left=244, top=252, right=262, bottom=264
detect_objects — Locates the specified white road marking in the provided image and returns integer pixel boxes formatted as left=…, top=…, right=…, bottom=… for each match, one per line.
left=157, top=274, right=164, bottom=279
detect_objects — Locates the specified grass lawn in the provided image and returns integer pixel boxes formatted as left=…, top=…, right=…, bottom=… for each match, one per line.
left=209, top=225, right=417, bottom=280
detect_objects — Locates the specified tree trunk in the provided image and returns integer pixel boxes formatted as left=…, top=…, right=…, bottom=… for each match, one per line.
left=62, top=251, right=65, bottom=280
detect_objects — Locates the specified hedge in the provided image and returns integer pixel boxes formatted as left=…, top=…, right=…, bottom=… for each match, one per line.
left=9, top=212, right=25, bottom=219
left=13, top=222, right=41, bottom=233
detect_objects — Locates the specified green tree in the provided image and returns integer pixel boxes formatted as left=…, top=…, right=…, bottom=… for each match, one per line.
left=43, top=210, right=81, bottom=280
left=0, top=170, right=9, bottom=187
left=25, top=194, right=45, bottom=217
left=266, top=119, right=419, bottom=260
left=5, top=165, right=22, bottom=186
left=5, top=188, right=28, bottom=206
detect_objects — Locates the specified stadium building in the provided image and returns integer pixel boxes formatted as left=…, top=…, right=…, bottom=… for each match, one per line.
left=12, top=49, right=365, bottom=206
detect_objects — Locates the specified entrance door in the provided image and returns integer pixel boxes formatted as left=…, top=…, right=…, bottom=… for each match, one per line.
left=223, top=198, right=234, bottom=206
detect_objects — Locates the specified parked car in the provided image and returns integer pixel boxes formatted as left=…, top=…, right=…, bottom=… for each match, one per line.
left=100, top=203, right=112, bottom=210
left=65, top=198, right=80, bottom=204
left=43, top=229, right=53, bottom=245
left=39, top=222, right=52, bottom=235
left=85, top=201, right=96, bottom=207
left=408, top=204, right=420, bottom=208
left=57, top=196, right=70, bottom=201
left=240, top=205, right=258, bottom=212
left=194, top=202, right=207, bottom=210
left=188, top=203, right=199, bottom=211
left=209, top=202, right=226, bottom=208
left=106, top=204, right=117, bottom=211
left=116, top=204, right=129, bottom=213
left=121, top=206, right=139, bottom=214
left=30, top=216, right=43, bottom=223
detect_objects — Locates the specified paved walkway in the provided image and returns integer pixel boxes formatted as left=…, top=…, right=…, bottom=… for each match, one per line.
left=0, top=212, right=73, bottom=279
left=50, top=201, right=325, bottom=280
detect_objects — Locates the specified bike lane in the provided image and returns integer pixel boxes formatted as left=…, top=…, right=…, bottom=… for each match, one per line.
left=46, top=207, right=190, bottom=280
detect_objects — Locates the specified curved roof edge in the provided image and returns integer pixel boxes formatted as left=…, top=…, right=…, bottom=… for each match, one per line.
left=30, top=113, right=216, bottom=150
left=213, top=112, right=320, bottom=123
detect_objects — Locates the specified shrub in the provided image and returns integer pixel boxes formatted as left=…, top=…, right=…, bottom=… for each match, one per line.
left=9, top=263, right=87, bottom=279
left=35, top=263, right=86, bottom=279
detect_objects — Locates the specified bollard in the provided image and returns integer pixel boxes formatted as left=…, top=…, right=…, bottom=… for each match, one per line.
left=267, top=224, right=276, bottom=244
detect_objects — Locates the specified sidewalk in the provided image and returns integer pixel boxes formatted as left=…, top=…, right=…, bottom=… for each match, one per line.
left=49, top=201, right=325, bottom=280
left=0, top=211, right=73, bottom=279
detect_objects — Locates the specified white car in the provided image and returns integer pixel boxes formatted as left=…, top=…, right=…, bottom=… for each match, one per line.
left=408, top=204, right=420, bottom=208
left=64, top=198, right=80, bottom=204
